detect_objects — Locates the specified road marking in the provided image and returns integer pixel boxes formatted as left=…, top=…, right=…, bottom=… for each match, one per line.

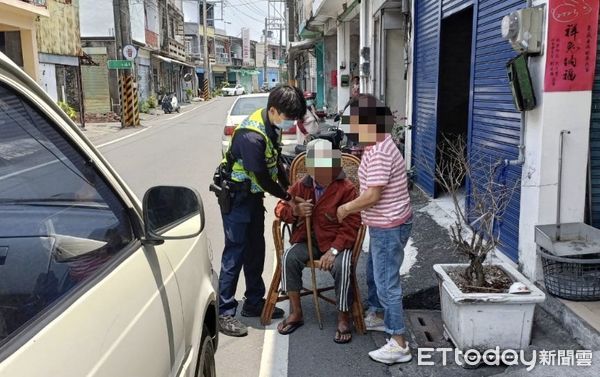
left=97, top=127, right=149, bottom=148
left=259, top=301, right=289, bottom=377
left=0, top=160, right=57, bottom=182
left=97, top=100, right=219, bottom=148
left=259, top=240, right=289, bottom=377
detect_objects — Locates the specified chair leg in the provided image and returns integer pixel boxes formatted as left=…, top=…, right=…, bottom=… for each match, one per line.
left=261, top=263, right=282, bottom=326
left=308, top=264, right=323, bottom=330
left=351, top=275, right=366, bottom=335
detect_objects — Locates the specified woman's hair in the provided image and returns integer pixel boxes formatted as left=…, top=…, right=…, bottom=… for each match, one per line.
left=346, top=94, right=394, bottom=134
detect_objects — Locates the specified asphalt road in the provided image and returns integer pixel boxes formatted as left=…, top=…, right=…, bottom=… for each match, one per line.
left=90, top=97, right=393, bottom=377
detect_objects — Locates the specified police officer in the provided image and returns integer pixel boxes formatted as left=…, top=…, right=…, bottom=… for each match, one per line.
left=218, top=85, right=306, bottom=337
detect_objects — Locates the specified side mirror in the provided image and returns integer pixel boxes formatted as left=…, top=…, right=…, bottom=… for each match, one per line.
left=143, top=186, right=204, bottom=241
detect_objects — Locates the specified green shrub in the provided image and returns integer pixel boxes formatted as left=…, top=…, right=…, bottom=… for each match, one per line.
left=185, top=88, right=194, bottom=99
left=139, top=100, right=150, bottom=113
left=148, top=95, right=158, bottom=109
left=57, top=101, right=77, bottom=120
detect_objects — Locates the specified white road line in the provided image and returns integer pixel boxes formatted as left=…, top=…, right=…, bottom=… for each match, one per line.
left=259, top=301, right=290, bottom=377
left=97, top=127, right=149, bottom=148
left=0, top=160, right=57, bottom=182
left=259, top=241, right=290, bottom=377
left=97, top=101, right=215, bottom=148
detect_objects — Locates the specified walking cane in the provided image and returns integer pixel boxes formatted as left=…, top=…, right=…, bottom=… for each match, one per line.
left=305, top=216, right=323, bottom=329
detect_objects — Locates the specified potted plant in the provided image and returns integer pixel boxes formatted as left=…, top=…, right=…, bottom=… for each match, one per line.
left=431, top=135, right=545, bottom=352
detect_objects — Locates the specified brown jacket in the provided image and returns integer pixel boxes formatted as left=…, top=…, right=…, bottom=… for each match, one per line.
left=274, top=173, right=361, bottom=253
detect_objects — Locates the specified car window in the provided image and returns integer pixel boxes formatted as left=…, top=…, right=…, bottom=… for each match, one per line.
left=230, top=97, right=268, bottom=116
left=0, top=82, right=134, bottom=348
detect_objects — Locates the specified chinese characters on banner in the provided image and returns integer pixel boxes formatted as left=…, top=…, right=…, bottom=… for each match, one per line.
left=544, top=0, right=599, bottom=92
left=242, top=28, right=250, bottom=66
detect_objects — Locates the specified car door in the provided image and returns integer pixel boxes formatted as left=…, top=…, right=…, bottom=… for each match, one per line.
left=0, top=58, right=184, bottom=376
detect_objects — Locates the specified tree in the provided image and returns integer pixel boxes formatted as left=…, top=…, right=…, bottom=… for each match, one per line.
left=434, top=135, right=520, bottom=288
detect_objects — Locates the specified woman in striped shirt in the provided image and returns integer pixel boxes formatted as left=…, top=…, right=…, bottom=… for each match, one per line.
left=337, top=94, right=412, bottom=365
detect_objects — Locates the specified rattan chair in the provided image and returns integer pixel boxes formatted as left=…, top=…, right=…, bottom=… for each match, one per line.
left=260, top=152, right=366, bottom=335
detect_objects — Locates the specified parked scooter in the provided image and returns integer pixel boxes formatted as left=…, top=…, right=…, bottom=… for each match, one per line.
left=161, top=92, right=180, bottom=114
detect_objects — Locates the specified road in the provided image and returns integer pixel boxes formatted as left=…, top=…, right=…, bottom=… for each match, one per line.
left=91, top=97, right=392, bottom=377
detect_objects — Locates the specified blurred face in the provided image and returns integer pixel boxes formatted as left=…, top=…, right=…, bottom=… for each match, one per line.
left=340, top=96, right=394, bottom=147
left=268, top=106, right=295, bottom=130
left=306, top=141, right=342, bottom=187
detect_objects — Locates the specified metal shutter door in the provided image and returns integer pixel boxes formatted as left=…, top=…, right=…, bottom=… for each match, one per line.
left=412, top=0, right=441, bottom=196
left=81, top=54, right=110, bottom=114
left=470, top=0, right=524, bottom=261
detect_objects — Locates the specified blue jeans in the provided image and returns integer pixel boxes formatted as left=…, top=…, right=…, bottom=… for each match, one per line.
left=366, top=221, right=412, bottom=336
left=219, top=192, right=266, bottom=316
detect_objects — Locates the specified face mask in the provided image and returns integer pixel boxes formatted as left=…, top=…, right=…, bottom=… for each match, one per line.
left=307, top=100, right=314, bottom=106
left=276, top=119, right=296, bottom=131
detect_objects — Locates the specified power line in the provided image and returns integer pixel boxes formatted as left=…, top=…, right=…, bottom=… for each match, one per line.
left=223, top=0, right=264, bottom=23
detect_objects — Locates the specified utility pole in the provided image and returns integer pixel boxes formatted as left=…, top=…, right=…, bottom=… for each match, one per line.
left=113, top=0, right=140, bottom=127
left=264, top=17, right=268, bottom=87
left=202, top=0, right=211, bottom=99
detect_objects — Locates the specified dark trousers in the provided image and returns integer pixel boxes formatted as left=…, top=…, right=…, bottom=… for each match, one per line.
left=219, top=192, right=266, bottom=316
left=281, top=243, right=353, bottom=312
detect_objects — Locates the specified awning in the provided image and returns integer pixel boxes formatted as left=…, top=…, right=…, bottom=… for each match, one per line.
left=288, top=39, right=318, bottom=55
left=196, top=68, right=205, bottom=73
left=228, top=68, right=261, bottom=75
left=153, top=54, right=195, bottom=68
left=211, top=65, right=227, bottom=73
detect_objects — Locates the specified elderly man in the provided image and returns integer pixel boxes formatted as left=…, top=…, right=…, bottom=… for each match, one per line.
left=274, top=139, right=361, bottom=343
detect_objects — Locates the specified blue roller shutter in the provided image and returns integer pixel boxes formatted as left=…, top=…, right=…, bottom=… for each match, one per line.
left=442, top=0, right=473, bottom=17
left=589, top=20, right=600, bottom=228
left=412, top=0, right=441, bottom=196
left=469, top=0, right=524, bottom=261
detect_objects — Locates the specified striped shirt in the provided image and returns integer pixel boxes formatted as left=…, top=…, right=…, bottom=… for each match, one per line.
left=358, top=134, right=412, bottom=228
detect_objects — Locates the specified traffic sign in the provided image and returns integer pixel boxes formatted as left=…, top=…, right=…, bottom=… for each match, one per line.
left=122, top=44, right=137, bottom=60
left=107, top=60, right=133, bottom=69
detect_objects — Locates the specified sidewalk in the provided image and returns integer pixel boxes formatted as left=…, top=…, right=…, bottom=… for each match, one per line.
left=76, top=100, right=210, bottom=146
left=285, top=188, right=599, bottom=376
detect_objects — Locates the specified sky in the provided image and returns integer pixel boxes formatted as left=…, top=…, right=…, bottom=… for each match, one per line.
left=213, top=0, right=286, bottom=42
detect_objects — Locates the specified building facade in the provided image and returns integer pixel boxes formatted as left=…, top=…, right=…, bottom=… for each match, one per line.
left=0, top=0, right=49, bottom=80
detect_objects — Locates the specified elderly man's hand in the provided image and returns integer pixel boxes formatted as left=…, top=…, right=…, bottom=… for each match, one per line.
left=320, top=249, right=336, bottom=271
left=292, top=197, right=314, bottom=217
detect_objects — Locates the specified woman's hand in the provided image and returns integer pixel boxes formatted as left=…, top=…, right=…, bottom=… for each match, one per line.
left=337, top=204, right=349, bottom=223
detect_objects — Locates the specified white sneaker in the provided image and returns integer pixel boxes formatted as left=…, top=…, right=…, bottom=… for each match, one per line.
left=364, top=312, right=385, bottom=332
left=368, top=338, right=412, bottom=365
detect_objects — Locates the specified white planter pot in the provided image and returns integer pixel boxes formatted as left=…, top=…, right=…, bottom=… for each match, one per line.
left=433, top=263, right=546, bottom=351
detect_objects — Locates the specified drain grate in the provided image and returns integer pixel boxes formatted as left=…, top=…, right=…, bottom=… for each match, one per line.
left=406, top=310, right=450, bottom=348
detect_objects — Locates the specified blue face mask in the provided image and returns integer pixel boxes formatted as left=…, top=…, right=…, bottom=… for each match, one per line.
left=276, top=119, right=296, bottom=131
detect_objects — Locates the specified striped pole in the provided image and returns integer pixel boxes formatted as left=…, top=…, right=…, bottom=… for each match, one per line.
left=203, top=78, right=210, bottom=100
left=119, top=74, right=141, bottom=127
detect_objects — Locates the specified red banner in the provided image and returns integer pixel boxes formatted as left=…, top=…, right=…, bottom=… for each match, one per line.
left=544, top=0, right=599, bottom=92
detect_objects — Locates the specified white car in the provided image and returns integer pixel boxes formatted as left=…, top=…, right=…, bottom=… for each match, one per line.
left=222, top=93, right=297, bottom=156
left=221, top=84, right=245, bottom=96
left=0, top=52, right=218, bottom=377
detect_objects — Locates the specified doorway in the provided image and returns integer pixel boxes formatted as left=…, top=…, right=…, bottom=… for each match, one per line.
left=436, top=7, right=474, bottom=194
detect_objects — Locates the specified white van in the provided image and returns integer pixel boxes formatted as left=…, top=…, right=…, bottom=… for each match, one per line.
left=0, top=52, right=218, bottom=376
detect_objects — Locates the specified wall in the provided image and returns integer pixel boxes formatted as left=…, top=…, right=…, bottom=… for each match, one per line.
left=79, top=0, right=115, bottom=37
left=385, top=28, right=405, bottom=118
left=518, top=1, right=595, bottom=279
left=38, top=63, right=58, bottom=101
left=323, top=35, right=337, bottom=111
left=36, top=0, right=81, bottom=57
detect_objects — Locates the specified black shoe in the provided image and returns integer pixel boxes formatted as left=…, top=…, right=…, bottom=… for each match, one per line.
left=241, top=299, right=285, bottom=319
left=219, top=315, right=248, bottom=337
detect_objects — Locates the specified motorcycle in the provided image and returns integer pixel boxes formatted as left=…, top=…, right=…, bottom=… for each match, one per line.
left=161, top=92, right=180, bottom=114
